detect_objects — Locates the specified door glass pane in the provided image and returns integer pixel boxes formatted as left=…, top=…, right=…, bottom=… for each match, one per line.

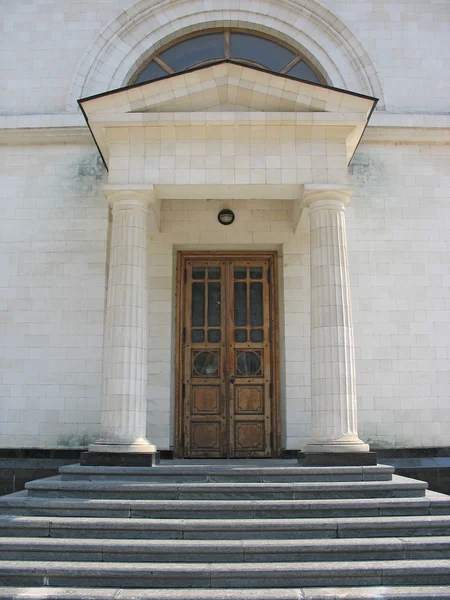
left=250, top=267, right=263, bottom=279
left=208, top=282, right=221, bottom=327
left=234, top=329, right=247, bottom=343
left=230, top=33, right=294, bottom=72
left=237, top=351, right=262, bottom=376
left=208, top=267, right=221, bottom=279
left=191, top=329, right=205, bottom=343
left=192, top=282, right=205, bottom=327
left=234, top=267, right=247, bottom=280
left=286, top=60, right=321, bottom=83
left=250, top=282, right=263, bottom=326
left=159, top=33, right=225, bottom=72
left=192, top=267, right=205, bottom=280
left=250, top=329, right=264, bottom=342
left=208, top=329, right=221, bottom=343
left=193, top=351, right=219, bottom=376
left=234, top=282, right=247, bottom=327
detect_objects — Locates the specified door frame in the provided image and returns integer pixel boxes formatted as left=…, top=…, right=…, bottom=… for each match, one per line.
left=174, top=250, right=280, bottom=458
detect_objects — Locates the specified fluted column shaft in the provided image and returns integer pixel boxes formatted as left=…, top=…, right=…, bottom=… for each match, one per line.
left=89, top=190, right=156, bottom=454
left=304, top=188, right=369, bottom=453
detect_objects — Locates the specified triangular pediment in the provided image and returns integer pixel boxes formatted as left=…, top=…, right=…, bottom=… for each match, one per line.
left=80, top=62, right=376, bottom=117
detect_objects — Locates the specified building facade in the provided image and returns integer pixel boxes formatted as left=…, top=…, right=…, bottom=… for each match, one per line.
left=0, top=0, right=449, bottom=458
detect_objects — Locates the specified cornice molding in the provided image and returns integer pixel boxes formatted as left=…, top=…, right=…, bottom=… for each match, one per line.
left=1, top=113, right=449, bottom=145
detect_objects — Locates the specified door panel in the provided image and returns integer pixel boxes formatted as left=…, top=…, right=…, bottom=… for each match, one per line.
left=178, top=253, right=277, bottom=458
left=184, top=261, right=226, bottom=457
left=229, top=260, right=271, bottom=458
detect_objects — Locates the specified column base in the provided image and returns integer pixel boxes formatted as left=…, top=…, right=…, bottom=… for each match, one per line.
left=298, top=451, right=377, bottom=466
left=81, top=451, right=160, bottom=467
left=303, top=440, right=370, bottom=454
left=85, top=441, right=159, bottom=466
left=88, top=442, right=158, bottom=454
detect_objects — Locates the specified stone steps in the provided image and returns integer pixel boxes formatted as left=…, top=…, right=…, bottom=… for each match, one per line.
left=1, top=536, right=450, bottom=563
left=1, top=587, right=450, bottom=599
left=1, top=462, right=450, bottom=597
left=2, top=515, right=450, bottom=540
left=58, top=463, right=394, bottom=483
left=1, top=490, right=448, bottom=519
left=1, top=559, right=450, bottom=588
left=24, top=474, right=427, bottom=500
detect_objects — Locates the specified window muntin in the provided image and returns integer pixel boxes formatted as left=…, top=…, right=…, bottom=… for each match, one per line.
left=286, top=60, right=320, bottom=84
left=159, top=33, right=225, bottom=72
left=131, top=29, right=323, bottom=86
left=229, top=33, right=295, bottom=72
left=134, top=61, right=167, bottom=84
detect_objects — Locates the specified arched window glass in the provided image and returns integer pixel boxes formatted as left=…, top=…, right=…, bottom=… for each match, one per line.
left=159, top=33, right=224, bottom=72
left=132, top=29, right=323, bottom=86
left=230, top=33, right=294, bottom=72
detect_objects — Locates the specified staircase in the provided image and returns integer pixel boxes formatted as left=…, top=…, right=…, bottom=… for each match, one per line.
left=0, top=460, right=450, bottom=599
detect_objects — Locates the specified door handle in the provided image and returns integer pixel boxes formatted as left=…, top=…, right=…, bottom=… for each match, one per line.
left=230, top=375, right=235, bottom=384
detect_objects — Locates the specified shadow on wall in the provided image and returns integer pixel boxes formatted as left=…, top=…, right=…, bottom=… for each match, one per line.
left=0, top=452, right=82, bottom=496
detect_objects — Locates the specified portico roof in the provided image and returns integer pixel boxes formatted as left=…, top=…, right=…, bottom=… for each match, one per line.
left=79, top=60, right=377, bottom=169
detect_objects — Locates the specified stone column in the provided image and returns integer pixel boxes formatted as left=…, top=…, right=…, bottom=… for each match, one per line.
left=88, top=188, right=157, bottom=462
left=302, top=185, right=370, bottom=460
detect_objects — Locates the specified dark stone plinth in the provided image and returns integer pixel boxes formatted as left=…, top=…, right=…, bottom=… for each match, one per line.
left=298, top=451, right=377, bottom=466
left=80, top=451, right=160, bottom=467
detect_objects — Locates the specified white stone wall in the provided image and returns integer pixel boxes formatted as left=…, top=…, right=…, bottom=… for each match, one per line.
left=107, top=125, right=349, bottom=188
left=349, top=141, right=450, bottom=449
left=0, top=142, right=108, bottom=447
left=0, top=141, right=449, bottom=450
left=1, top=1, right=449, bottom=114
left=147, top=147, right=450, bottom=451
left=1, top=0, right=449, bottom=450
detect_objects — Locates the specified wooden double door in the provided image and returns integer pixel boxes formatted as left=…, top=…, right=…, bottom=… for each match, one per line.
left=176, top=252, right=279, bottom=458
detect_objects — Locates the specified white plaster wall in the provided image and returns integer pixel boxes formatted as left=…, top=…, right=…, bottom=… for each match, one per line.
left=1, top=0, right=449, bottom=115
left=0, top=142, right=108, bottom=447
left=107, top=125, right=349, bottom=188
left=349, top=141, right=450, bottom=449
left=147, top=139, right=450, bottom=451
left=0, top=141, right=449, bottom=449
left=1, top=0, right=449, bottom=450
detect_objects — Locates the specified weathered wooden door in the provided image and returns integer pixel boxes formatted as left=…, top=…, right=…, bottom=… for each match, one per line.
left=176, top=252, right=279, bottom=458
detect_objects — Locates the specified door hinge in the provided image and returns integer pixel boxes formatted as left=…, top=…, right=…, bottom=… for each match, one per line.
left=184, top=268, right=187, bottom=284
left=183, top=327, right=186, bottom=344
left=182, top=383, right=186, bottom=399
left=270, top=382, right=273, bottom=399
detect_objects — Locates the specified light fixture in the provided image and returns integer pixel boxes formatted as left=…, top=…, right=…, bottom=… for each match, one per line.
left=218, top=209, right=235, bottom=225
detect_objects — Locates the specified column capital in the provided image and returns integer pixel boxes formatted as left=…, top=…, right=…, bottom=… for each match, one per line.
left=103, top=184, right=156, bottom=211
left=303, top=184, right=354, bottom=209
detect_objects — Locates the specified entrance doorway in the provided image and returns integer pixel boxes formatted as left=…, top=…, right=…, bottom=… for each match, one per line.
left=175, top=251, right=279, bottom=458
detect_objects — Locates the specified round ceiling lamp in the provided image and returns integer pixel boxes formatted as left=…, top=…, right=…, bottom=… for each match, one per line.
left=218, top=209, right=235, bottom=226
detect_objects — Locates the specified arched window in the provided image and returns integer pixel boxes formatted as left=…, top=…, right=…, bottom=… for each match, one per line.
left=131, top=29, right=323, bottom=85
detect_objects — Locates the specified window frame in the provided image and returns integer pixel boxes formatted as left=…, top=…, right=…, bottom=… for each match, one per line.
left=129, top=28, right=325, bottom=86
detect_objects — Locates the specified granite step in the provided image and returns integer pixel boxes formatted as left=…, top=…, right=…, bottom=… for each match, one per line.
left=1, top=587, right=450, bottom=600
left=1, top=465, right=450, bottom=597
left=24, top=475, right=426, bottom=500
left=58, top=463, right=394, bottom=483
left=2, top=515, right=450, bottom=540
left=1, top=536, right=450, bottom=563
left=0, top=559, right=450, bottom=588
left=1, top=491, right=448, bottom=519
